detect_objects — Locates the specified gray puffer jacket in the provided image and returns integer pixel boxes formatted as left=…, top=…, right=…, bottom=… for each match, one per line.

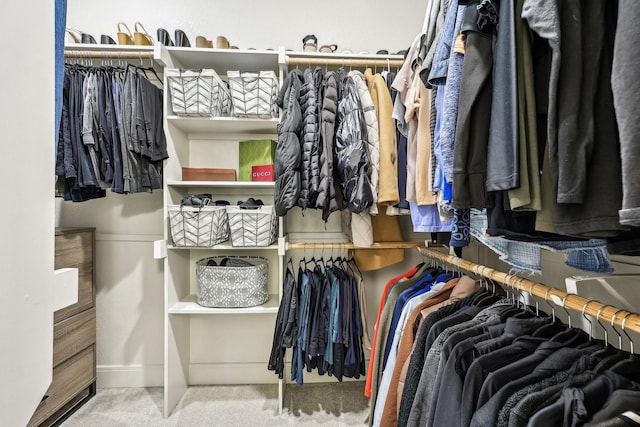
left=316, top=70, right=341, bottom=220
left=274, top=69, right=304, bottom=217
left=335, top=76, right=373, bottom=214
left=298, top=67, right=323, bottom=209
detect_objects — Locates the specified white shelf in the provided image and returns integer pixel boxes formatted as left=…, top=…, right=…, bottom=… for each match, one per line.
left=166, top=116, right=279, bottom=134
left=165, top=47, right=281, bottom=71
left=166, top=180, right=275, bottom=189
left=168, top=294, right=279, bottom=314
left=168, top=243, right=278, bottom=251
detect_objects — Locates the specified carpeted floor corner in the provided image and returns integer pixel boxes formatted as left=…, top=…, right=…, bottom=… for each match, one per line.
left=61, top=382, right=370, bottom=426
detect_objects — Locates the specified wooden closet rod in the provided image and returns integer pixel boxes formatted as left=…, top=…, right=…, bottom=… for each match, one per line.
left=64, top=50, right=155, bottom=60
left=287, top=241, right=425, bottom=250
left=420, top=247, right=640, bottom=336
left=287, top=56, right=405, bottom=68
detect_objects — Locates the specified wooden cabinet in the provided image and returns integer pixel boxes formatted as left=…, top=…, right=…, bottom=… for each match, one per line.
left=28, top=228, right=97, bottom=427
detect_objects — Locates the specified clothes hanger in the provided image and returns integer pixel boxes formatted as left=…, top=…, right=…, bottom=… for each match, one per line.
left=621, top=312, right=636, bottom=355
left=610, top=309, right=627, bottom=350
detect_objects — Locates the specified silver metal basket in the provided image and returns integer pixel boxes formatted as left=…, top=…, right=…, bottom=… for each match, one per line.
left=168, top=205, right=230, bottom=247
left=196, top=256, right=269, bottom=308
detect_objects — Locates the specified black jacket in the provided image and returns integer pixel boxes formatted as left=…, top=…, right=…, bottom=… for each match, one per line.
left=274, top=69, right=304, bottom=216
left=335, top=76, right=373, bottom=214
left=299, top=67, right=323, bottom=209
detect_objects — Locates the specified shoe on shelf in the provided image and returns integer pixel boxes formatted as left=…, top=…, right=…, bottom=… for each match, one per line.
left=117, top=22, right=133, bottom=45
left=66, top=28, right=96, bottom=44
left=215, top=35, right=230, bottom=49
left=81, top=33, right=97, bottom=44
left=174, top=29, right=191, bottom=47
left=376, top=49, right=389, bottom=55
left=157, top=28, right=174, bottom=46
left=134, top=22, right=153, bottom=45
left=319, top=44, right=338, bottom=53
left=303, top=34, right=317, bottom=52
left=101, top=34, right=116, bottom=44
left=196, top=36, right=213, bottom=48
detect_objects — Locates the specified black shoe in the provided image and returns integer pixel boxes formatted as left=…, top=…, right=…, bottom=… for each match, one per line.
left=157, top=28, right=174, bottom=46
left=100, top=35, right=116, bottom=44
left=81, top=33, right=97, bottom=44
left=175, top=29, right=190, bottom=47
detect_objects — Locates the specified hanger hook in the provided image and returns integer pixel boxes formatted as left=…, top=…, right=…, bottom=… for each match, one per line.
left=561, top=294, right=573, bottom=328
left=610, top=309, right=626, bottom=350
left=544, top=288, right=556, bottom=322
left=621, top=312, right=635, bottom=354
left=581, top=300, right=595, bottom=339
left=596, top=305, right=611, bottom=345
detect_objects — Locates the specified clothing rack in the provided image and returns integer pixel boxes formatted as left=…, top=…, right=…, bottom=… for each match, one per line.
left=64, top=50, right=155, bottom=60
left=286, top=241, right=424, bottom=250
left=286, top=55, right=405, bottom=69
left=419, top=247, right=640, bottom=336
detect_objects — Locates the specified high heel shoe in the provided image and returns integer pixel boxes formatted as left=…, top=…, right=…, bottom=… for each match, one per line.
left=101, top=35, right=116, bottom=45
left=66, top=28, right=95, bottom=44
left=215, top=35, right=230, bottom=49
left=117, top=22, right=133, bottom=45
left=174, top=29, right=191, bottom=47
left=81, top=33, right=97, bottom=44
left=157, top=28, right=174, bottom=46
left=196, top=36, right=213, bottom=48
left=133, top=22, right=153, bottom=46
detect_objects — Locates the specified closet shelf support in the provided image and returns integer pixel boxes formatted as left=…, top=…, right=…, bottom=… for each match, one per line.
left=419, top=247, right=640, bottom=336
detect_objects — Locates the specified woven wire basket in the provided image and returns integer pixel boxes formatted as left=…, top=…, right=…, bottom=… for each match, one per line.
left=227, top=70, right=279, bottom=119
left=166, top=68, right=231, bottom=117
left=196, top=256, right=269, bottom=308
left=225, top=205, right=278, bottom=247
left=168, top=205, right=230, bottom=247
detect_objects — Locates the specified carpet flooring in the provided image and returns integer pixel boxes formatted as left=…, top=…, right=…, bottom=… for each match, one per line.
left=61, top=382, right=370, bottom=426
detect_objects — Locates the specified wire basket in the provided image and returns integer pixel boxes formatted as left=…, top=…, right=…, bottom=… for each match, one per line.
left=196, top=256, right=269, bottom=308
left=166, top=68, right=231, bottom=117
left=168, top=205, right=230, bottom=247
left=225, top=205, right=278, bottom=247
left=227, top=70, right=279, bottom=119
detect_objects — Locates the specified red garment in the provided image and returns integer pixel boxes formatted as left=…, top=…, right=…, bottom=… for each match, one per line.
left=364, top=264, right=422, bottom=397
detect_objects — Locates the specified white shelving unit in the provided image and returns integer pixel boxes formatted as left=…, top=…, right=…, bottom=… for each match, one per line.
left=158, top=46, right=287, bottom=417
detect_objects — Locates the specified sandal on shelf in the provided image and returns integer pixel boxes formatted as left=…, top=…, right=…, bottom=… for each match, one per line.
left=66, top=28, right=95, bottom=44
left=196, top=36, right=213, bottom=48
left=319, top=44, right=338, bottom=53
left=215, top=35, right=230, bottom=49
left=117, top=22, right=133, bottom=45
left=157, top=28, right=174, bottom=46
left=174, top=29, right=191, bottom=47
left=101, top=35, right=117, bottom=44
left=134, top=22, right=153, bottom=45
left=82, top=33, right=97, bottom=44
left=303, top=34, right=317, bottom=52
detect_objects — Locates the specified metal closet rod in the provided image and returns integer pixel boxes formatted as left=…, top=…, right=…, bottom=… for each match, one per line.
left=420, top=247, right=640, bottom=336
left=286, top=241, right=426, bottom=250
left=287, top=56, right=405, bottom=68
left=64, top=50, right=155, bottom=60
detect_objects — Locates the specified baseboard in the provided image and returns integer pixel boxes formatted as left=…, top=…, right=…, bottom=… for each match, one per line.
left=189, top=363, right=279, bottom=385
left=98, top=361, right=369, bottom=388
left=189, top=362, right=367, bottom=385
left=97, top=364, right=163, bottom=388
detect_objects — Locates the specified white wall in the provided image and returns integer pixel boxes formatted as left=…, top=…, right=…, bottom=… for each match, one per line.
left=61, top=0, right=429, bottom=388
left=66, top=0, right=428, bottom=54
left=0, top=1, right=57, bottom=425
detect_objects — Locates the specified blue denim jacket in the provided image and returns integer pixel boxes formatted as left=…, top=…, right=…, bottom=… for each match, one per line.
left=428, top=1, right=466, bottom=86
